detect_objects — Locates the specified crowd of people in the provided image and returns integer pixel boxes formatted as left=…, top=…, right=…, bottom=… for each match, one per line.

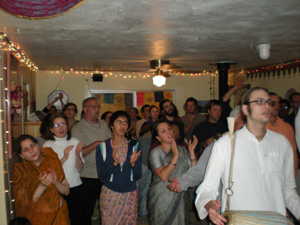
left=11, top=84, right=300, bottom=225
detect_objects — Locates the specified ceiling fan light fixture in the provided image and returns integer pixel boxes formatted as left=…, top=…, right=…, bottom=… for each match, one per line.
left=153, top=75, right=166, bottom=87
left=257, top=43, right=271, bottom=60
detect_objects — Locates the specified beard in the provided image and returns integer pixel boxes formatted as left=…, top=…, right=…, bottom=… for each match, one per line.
left=165, top=108, right=178, bottom=117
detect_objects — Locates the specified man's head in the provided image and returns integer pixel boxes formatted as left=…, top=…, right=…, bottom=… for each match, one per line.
left=206, top=100, right=222, bottom=123
left=82, top=97, right=101, bottom=122
left=128, top=107, right=138, bottom=120
left=279, top=99, right=290, bottom=118
left=289, top=92, right=300, bottom=114
left=49, top=106, right=57, bottom=114
left=269, top=92, right=280, bottom=117
left=159, top=99, right=178, bottom=117
left=184, top=97, right=198, bottom=114
left=241, top=87, right=271, bottom=125
left=141, top=104, right=150, bottom=119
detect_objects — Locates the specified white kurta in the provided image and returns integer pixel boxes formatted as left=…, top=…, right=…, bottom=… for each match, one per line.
left=195, top=126, right=300, bottom=219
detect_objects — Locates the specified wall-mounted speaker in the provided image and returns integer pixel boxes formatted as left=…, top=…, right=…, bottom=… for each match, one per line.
left=92, top=73, right=103, bottom=82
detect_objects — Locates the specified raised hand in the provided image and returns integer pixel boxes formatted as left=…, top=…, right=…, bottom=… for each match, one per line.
left=167, top=178, right=181, bottom=192
left=188, top=135, right=198, bottom=153
left=234, top=76, right=247, bottom=89
left=63, top=145, right=74, bottom=160
left=130, top=151, right=141, bottom=167
left=205, top=200, right=227, bottom=225
left=75, top=142, right=83, bottom=155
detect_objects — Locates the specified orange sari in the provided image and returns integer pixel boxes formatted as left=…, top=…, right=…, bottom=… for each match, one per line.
left=12, top=147, right=70, bottom=225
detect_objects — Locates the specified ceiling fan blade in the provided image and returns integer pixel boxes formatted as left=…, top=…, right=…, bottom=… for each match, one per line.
left=162, top=71, right=171, bottom=77
left=160, top=64, right=181, bottom=70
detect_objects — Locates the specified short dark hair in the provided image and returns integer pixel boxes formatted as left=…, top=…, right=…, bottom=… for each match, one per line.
left=101, top=111, right=112, bottom=120
left=269, top=92, right=278, bottom=97
left=141, top=104, right=150, bottom=113
left=289, top=92, right=300, bottom=102
left=280, top=99, right=290, bottom=109
left=184, top=97, right=198, bottom=108
left=44, top=113, right=71, bottom=141
left=206, top=100, right=221, bottom=112
left=50, top=106, right=57, bottom=111
left=129, top=107, right=138, bottom=114
left=240, top=87, right=269, bottom=122
left=169, top=120, right=184, bottom=143
left=63, top=103, right=78, bottom=113
left=16, top=135, right=38, bottom=154
left=109, top=110, right=131, bottom=131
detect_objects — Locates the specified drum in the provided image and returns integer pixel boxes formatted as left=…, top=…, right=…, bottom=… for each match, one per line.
left=221, top=210, right=293, bottom=225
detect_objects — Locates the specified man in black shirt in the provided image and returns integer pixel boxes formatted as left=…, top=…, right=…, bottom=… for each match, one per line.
left=192, top=100, right=227, bottom=157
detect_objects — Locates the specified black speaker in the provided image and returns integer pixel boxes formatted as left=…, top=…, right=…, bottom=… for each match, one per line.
left=92, top=73, right=103, bottom=82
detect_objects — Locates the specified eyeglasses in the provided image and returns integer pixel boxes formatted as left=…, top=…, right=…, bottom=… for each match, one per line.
left=86, top=105, right=101, bottom=109
left=53, top=123, right=66, bottom=128
left=249, top=99, right=273, bottom=106
left=65, top=108, right=76, bottom=112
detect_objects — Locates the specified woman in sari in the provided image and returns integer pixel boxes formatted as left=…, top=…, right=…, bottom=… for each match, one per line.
left=96, top=110, right=142, bottom=225
left=148, top=120, right=198, bottom=225
left=12, top=134, right=70, bottom=225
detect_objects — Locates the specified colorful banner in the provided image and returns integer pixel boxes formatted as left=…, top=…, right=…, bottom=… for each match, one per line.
left=163, top=91, right=173, bottom=101
left=144, top=92, right=155, bottom=105
left=155, top=91, right=164, bottom=102
left=114, top=94, right=125, bottom=106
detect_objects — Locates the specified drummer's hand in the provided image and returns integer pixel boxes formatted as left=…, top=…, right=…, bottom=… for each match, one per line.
left=205, top=200, right=227, bottom=225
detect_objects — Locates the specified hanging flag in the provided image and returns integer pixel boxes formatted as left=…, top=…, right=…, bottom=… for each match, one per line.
left=155, top=91, right=164, bottom=102
left=104, top=94, right=114, bottom=104
left=163, top=91, right=173, bottom=101
left=114, top=94, right=125, bottom=106
left=144, top=92, right=155, bottom=105
left=136, top=92, right=144, bottom=106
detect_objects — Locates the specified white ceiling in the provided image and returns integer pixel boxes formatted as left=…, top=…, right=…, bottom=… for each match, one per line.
left=0, top=0, right=300, bottom=73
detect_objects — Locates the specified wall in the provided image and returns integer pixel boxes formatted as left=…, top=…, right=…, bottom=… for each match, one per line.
left=36, top=71, right=215, bottom=118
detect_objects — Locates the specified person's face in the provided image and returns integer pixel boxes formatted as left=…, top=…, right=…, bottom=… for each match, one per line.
left=170, top=124, right=180, bottom=141
left=64, top=105, right=77, bottom=119
left=142, top=107, right=151, bottom=119
left=49, top=107, right=57, bottom=114
left=243, top=90, right=271, bottom=125
left=270, top=95, right=280, bottom=117
left=186, top=101, right=197, bottom=114
left=129, top=108, right=137, bottom=120
left=50, top=117, right=68, bottom=138
left=291, top=95, right=300, bottom=113
left=84, top=99, right=101, bottom=121
left=104, top=112, right=112, bottom=124
left=156, top=122, right=173, bottom=143
left=279, top=102, right=289, bottom=117
left=162, top=101, right=174, bottom=116
left=19, top=139, right=41, bottom=164
left=111, top=116, right=128, bottom=137
left=150, top=107, right=159, bottom=120
left=208, top=105, right=222, bottom=123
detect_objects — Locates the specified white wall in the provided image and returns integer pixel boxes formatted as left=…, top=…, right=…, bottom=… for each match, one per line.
left=36, top=71, right=215, bottom=118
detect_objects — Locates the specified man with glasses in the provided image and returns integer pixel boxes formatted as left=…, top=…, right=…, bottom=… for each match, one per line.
left=195, top=87, right=300, bottom=225
left=72, top=97, right=111, bottom=225
left=266, top=92, right=298, bottom=178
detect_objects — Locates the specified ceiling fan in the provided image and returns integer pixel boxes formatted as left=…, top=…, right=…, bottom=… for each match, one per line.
left=149, top=59, right=181, bottom=78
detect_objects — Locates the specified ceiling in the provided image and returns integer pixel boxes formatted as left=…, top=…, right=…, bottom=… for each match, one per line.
left=0, top=0, right=300, bottom=73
